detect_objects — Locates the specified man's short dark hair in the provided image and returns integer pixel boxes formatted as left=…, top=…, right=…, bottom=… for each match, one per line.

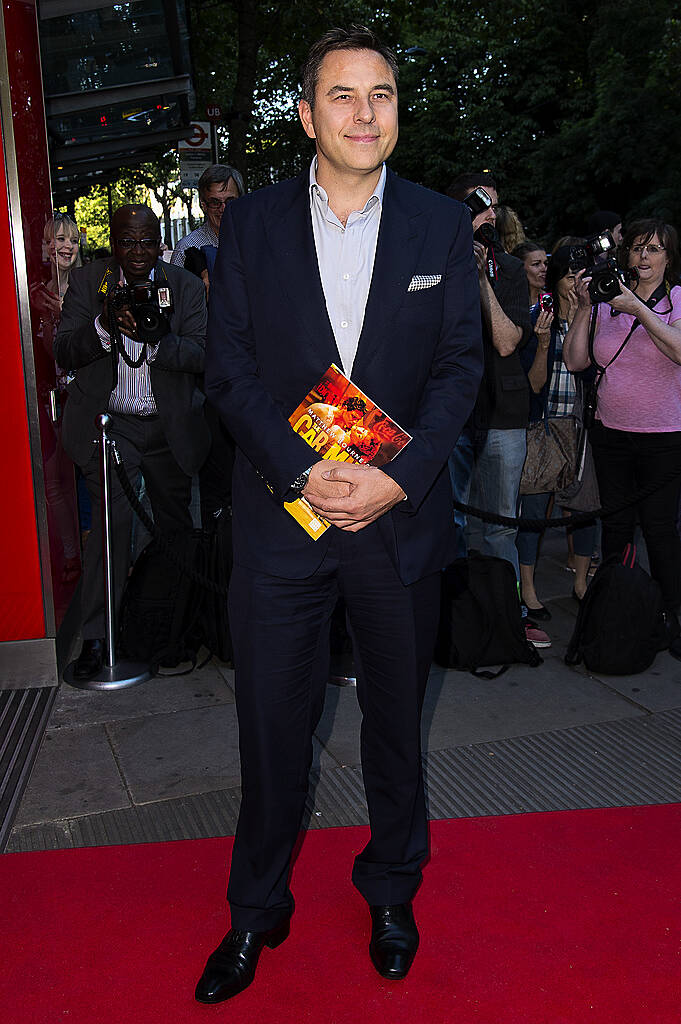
left=198, top=164, right=245, bottom=199
left=300, top=25, right=398, bottom=109
left=446, top=173, right=497, bottom=203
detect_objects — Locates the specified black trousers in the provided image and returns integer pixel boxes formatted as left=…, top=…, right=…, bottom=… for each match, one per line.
left=590, top=421, right=681, bottom=609
left=79, top=413, right=193, bottom=639
left=226, top=524, right=440, bottom=931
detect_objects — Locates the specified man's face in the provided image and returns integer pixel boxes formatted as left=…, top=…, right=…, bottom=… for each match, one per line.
left=111, top=211, right=161, bottom=282
left=200, top=178, right=240, bottom=235
left=471, top=186, right=498, bottom=232
left=298, top=48, right=398, bottom=181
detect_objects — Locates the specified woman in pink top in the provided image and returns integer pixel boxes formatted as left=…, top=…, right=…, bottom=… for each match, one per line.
left=563, top=219, right=681, bottom=647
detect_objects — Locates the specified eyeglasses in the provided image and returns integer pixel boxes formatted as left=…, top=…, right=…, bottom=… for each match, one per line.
left=202, top=197, right=234, bottom=209
left=115, top=238, right=160, bottom=250
left=631, top=244, right=665, bottom=255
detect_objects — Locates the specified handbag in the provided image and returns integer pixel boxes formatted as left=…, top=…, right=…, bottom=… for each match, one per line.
left=520, top=416, right=577, bottom=495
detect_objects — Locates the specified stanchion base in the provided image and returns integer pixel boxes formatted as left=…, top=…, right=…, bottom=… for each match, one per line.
left=63, top=659, right=152, bottom=691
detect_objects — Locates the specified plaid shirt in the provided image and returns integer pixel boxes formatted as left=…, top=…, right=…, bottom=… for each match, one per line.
left=547, top=321, right=576, bottom=417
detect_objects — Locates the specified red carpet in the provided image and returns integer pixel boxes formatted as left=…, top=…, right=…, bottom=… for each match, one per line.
left=3, top=805, right=681, bottom=1023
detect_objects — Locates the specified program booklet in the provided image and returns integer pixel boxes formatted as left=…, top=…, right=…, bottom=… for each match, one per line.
left=284, top=363, right=412, bottom=539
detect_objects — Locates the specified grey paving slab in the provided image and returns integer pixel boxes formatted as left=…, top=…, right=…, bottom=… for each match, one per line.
left=314, top=683, right=362, bottom=768
left=107, top=703, right=241, bottom=803
left=13, top=725, right=129, bottom=826
left=49, top=661, right=235, bottom=730
left=573, top=650, right=681, bottom=712
left=421, top=656, right=645, bottom=751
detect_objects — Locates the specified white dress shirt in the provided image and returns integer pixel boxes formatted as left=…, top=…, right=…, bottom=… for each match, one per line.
left=309, top=158, right=386, bottom=377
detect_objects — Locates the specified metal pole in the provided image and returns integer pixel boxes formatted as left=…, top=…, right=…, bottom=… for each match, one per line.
left=100, top=413, right=116, bottom=668
left=63, top=415, right=151, bottom=691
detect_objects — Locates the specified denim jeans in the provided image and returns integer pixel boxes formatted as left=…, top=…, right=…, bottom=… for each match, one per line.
left=466, top=427, right=527, bottom=579
left=448, top=428, right=474, bottom=560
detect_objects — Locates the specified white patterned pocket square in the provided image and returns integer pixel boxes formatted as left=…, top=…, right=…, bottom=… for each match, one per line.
left=407, top=274, right=442, bottom=292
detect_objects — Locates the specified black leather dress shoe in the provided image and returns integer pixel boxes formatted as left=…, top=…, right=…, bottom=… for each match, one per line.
left=73, top=639, right=104, bottom=680
left=369, top=903, right=419, bottom=980
left=194, top=921, right=290, bottom=1004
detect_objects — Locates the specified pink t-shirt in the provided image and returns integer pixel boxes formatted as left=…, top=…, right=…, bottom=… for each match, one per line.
left=593, top=285, right=681, bottom=432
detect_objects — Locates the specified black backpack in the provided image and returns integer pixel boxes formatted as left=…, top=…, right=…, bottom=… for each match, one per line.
left=119, top=530, right=209, bottom=673
left=565, top=544, right=666, bottom=675
left=435, top=553, right=543, bottom=677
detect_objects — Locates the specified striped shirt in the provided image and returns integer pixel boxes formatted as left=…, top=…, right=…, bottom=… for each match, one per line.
left=170, top=223, right=218, bottom=267
left=309, top=158, right=385, bottom=377
left=95, top=269, right=161, bottom=416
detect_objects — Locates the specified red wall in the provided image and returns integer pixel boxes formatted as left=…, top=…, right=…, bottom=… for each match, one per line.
left=0, top=0, right=53, bottom=641
left=0, top=143, right=45, bottom=640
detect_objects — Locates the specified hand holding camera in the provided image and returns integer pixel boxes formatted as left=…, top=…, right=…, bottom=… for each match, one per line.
left=110, top=280, right=173, bottom=345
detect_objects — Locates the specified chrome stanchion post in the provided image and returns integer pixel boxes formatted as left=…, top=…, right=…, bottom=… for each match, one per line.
left=100, top=413, right=116, bottom=670
left=64, top=414, right=151, bottom=691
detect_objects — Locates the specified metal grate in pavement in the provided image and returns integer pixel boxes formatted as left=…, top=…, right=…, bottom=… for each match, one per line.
left=7, top=710, right=681, bottom=853
left=0, top=687, right=57, bottom=852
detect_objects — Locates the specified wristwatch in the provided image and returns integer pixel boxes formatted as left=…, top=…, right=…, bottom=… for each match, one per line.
left=284, top=465, right=313, bottom=502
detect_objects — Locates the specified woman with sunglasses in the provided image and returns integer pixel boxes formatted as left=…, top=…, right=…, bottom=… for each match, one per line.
left=563, top=219, right=681, bottom=648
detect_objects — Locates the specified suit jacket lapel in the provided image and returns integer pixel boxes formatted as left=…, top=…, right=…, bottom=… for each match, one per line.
left=265, top=173, right=341, bottom=369
left=352, top=171, right=428, bottom=380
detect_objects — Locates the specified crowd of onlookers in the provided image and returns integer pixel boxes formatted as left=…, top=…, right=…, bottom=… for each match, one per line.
left=40, top=162, right=681, bottom=676
left=452, top=175, right=681, bottom=661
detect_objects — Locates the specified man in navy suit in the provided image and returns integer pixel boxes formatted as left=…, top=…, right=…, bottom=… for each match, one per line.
left=196, top=26, right=483, bottom=1003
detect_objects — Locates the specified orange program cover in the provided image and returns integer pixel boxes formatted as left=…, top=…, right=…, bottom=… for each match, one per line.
left=284, top=363, right=412, bottom=539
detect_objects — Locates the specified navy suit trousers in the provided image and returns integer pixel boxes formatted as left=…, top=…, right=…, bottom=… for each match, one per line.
left=226, top=523, right=440, bottom=931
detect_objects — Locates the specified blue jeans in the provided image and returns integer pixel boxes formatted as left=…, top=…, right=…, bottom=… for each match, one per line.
left=467, top=428, right=527, bottom=579
left=448, top=429, right=474, bottom=560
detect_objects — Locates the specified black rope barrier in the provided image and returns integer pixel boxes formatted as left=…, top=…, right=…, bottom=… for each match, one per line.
left=111, top=439, right=681, bottom=584
left=454, top=461, right=681, bottom=530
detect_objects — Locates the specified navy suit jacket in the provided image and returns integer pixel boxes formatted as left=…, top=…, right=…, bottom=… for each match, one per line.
left=205, top=168, right=483, bottom=585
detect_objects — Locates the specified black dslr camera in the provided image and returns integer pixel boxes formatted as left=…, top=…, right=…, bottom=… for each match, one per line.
left=463, top=188, right=498, bottom=282
left=568, top=231, right=636, bottom=304
left=110, top=281, right=173, bottom=344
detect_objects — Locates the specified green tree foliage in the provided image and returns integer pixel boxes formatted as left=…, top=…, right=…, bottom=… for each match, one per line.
left=392, top=0, right=681, bottom=240
left=70, top=1, right=680, bottom=247
left=186, top=0, right=681, bottom=244
left=73, top=178, right=147, bottom=251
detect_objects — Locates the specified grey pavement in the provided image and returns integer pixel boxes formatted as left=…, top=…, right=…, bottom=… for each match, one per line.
left=7, top=530, right=681, bottom=852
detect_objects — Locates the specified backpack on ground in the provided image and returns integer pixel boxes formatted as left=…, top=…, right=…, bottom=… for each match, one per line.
left=565, top=543, right=666, bottom=675
left=435, top=553, right=543, bottom=678
left=119, top=530, right=208, bottom=673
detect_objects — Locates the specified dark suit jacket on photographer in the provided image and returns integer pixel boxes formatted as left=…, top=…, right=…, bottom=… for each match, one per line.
left=475, top=249, right=532, bottom=432
left=55, top=258, right=210, bottom=475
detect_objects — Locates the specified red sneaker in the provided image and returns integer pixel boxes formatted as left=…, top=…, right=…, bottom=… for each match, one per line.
left=525, top=621, right=551, bottom=648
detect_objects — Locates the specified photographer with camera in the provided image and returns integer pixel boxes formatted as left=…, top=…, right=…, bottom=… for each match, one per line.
left=55, top=204, right=210, bottom=680
left=563, top=218, right=681, bottom=652
left=516, top=245, right=599, bottom=614
left=446, top=174, right=550, bottom=646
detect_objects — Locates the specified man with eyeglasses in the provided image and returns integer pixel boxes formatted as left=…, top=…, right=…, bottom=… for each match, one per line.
left=171, top=165, right=245, bottom=525
left=171, top=164, right=245, bottom=283
left=55, top=204, right=211, bottom=680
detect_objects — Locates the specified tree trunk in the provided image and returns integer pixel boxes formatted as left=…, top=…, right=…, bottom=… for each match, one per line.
left=227, top=0, right=259, bottom=186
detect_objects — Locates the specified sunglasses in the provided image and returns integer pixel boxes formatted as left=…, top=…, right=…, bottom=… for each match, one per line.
left=115, top=238, right=160, bottom=250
